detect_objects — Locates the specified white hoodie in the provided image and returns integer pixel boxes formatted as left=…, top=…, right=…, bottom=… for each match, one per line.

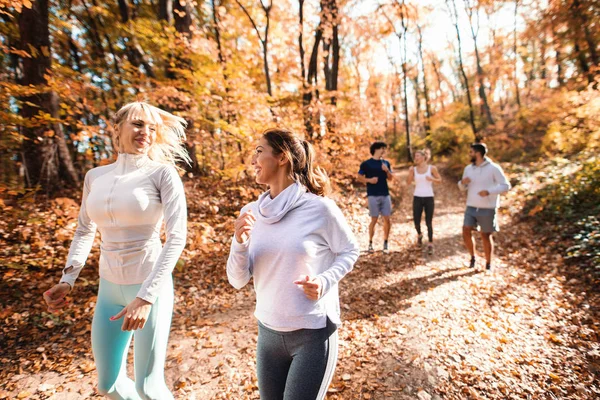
left=458, top=158, right=511, bottom=209
left=227, top=183, right=359, bottom=330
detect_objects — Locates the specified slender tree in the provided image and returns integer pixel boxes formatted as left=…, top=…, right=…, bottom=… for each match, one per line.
left=235, top=0, right=274, bottom=96
left=463, top=0, right=494, bottom=125
left=446, top=0, right=479, bottom=139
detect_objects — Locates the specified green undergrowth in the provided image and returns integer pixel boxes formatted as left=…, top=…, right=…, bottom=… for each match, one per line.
left=520, top=155, right=599, bottom=273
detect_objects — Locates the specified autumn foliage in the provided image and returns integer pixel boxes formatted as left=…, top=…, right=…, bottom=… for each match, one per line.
left=0, top=0, right=599, bottom=398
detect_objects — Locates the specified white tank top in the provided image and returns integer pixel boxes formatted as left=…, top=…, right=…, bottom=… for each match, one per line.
left=414, top=165, right=434, bottom=197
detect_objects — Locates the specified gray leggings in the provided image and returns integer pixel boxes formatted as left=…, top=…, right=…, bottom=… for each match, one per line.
left=256, top=320, right=338, bottom=400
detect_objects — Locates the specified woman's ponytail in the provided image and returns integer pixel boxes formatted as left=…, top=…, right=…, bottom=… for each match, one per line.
left=262, top=128, right=331, bottom=196
left=299, top=140, right=330, bottom=197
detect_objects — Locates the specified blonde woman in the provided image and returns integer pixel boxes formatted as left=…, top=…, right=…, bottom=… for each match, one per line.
left=43, top=102, right=189, bottom=399
left=407, top=149, right=441, bottom=254
left=227, top=128, right=359, bottom=400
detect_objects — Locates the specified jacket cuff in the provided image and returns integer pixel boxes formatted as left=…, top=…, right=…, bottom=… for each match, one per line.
left=231, top=235, right=250, bottom=251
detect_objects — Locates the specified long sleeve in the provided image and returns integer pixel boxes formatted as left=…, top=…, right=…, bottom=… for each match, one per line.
left=137, top=167, right=187, bottom=303
left=488, top=164, right=511, bottom=195
left=226, top=205, right=253, bottom=289
left=317, top=201, right=359, bottom=297
left=226, top=235, right=253, bottom=289
left=458, top=166, right=469, bottom=192
left=60, top=172, right=97, bottom=288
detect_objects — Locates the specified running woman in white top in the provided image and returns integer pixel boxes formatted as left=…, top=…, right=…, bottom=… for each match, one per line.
left=43, top=102, right=190, bottom=399
left=227, top=128, right=359, bottom=400
left=407, top=149, right=441, bottom=254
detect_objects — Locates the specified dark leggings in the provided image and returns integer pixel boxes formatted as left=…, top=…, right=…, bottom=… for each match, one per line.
left=256, top=320, right=338, bottom=400
left=413, top=196, right=435, bottom=242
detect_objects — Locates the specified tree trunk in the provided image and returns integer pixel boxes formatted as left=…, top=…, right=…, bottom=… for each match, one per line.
left=446, top=0, right=478, bottom=139
left=118, top=0, right=156, bottom=78
left=572, top=0, right=598, bottom=67
left=19, top=0, right=78, bottom=191
left=552, top=27, right=564, bottom=86
left=513, top=0, right=521, bottom=107
left=431, top=56, right=446, bottom=112
left=174, top=0, right=193, bottom=35
left=321, top=0, right=340, bottom=106
left=304, top=22, right=323, bottom=139
left=464, top=0, right=494, bottom=125
left=235, top=0, right=273, bottom=96
left=417, top=23, right=432, bottom=140
left=540, top=31, right=548, bottom=82
left=158, top=0, right=173, bottom=24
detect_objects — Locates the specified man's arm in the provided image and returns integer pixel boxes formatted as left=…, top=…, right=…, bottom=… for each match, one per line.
left=357, top=174, right=377, bottom=184
left=488, top=164, right=511, bottom=194
left=382, top=161, right=394, bottom=180
left=458, top=166, right=470, bottom=191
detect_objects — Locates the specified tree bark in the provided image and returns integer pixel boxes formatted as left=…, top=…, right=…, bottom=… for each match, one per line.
left=463, top=0, right=494, bottom=125
left=19, top=0, right=79, bottom=191
left=446, top=0, right=478, bottom=139
left=513, top=0, right=521, bottom=107
left=235, top=0, right=273, bottom=96
left=416, top=23, right=432, bottom=141
left=303, top=19, right=323, bottom=139
left=321, top=0, right=340, bottom=106
left=118, top=0, right=156, bottom=78
left=174, top=0, right=193, bottom=34
left=158, top=0, right=173, bottom=24
left=571, top=0, right=598, bottom=67
left=430, top=56, right=446, bottom=112
left=399, top=2, right=412, bottom=162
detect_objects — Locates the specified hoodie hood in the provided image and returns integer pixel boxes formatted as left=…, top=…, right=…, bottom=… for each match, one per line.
left=256, top=182, right=308, bottom=224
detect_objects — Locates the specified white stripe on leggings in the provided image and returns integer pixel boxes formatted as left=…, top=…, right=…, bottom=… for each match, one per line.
left=316, top=330, right=339, bottom=400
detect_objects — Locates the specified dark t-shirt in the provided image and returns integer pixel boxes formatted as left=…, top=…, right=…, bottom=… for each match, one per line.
left=358, top=158, right=392, bottom=196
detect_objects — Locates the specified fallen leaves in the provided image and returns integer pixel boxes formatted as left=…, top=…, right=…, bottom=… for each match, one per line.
left=1, top=170, right=599, bottom=399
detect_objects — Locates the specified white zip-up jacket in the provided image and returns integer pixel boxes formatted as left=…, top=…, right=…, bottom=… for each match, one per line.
left=458, top=158, right=510, bottom=209
left=60, top=153, right=187, bottom=303
left=227, top=183, right=359, bottom=330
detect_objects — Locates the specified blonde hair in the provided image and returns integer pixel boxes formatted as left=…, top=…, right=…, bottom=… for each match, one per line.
left=113, top=102, right=191, bottom=166
left=262, top=128, right=331, bottom=196
left=414, top=149, right=431, bottom=162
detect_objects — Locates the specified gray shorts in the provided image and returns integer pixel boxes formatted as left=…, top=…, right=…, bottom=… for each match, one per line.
left=463, top=206, right=498, bottom=233
left=368, top=195, right=392, bottom=217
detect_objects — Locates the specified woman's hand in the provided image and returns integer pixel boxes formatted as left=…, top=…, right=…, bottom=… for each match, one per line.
left=294, top=275, right=322, bottom=301
left=235, top=209, right=256, bottom=244
left=43, top=283, right=72, bottom=313
left=111, top=297, right=152, bottom=331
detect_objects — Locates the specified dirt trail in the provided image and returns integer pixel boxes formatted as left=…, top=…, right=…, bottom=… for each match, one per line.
left=3, top=169, right=598, bottom=399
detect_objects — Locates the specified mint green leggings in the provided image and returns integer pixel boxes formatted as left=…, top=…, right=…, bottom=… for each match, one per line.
left=92, top=277, right=174, bottom=400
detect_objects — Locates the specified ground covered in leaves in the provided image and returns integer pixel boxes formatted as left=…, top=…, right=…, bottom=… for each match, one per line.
left=1, top=167, right=599, bottom=399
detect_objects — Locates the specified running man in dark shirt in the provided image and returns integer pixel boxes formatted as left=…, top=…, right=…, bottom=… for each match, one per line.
left=357, top=142, right=394, bottom=252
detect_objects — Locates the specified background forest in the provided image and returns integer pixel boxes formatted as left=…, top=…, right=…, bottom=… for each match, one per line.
left=1, top=0, right=598, bottom=188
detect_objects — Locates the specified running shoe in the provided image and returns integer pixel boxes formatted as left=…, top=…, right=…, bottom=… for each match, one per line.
left=469, top=256, right=476, bottom=268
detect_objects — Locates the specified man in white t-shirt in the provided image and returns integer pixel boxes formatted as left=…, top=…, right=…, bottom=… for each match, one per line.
left=458, top=143, right=510, bottom=270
